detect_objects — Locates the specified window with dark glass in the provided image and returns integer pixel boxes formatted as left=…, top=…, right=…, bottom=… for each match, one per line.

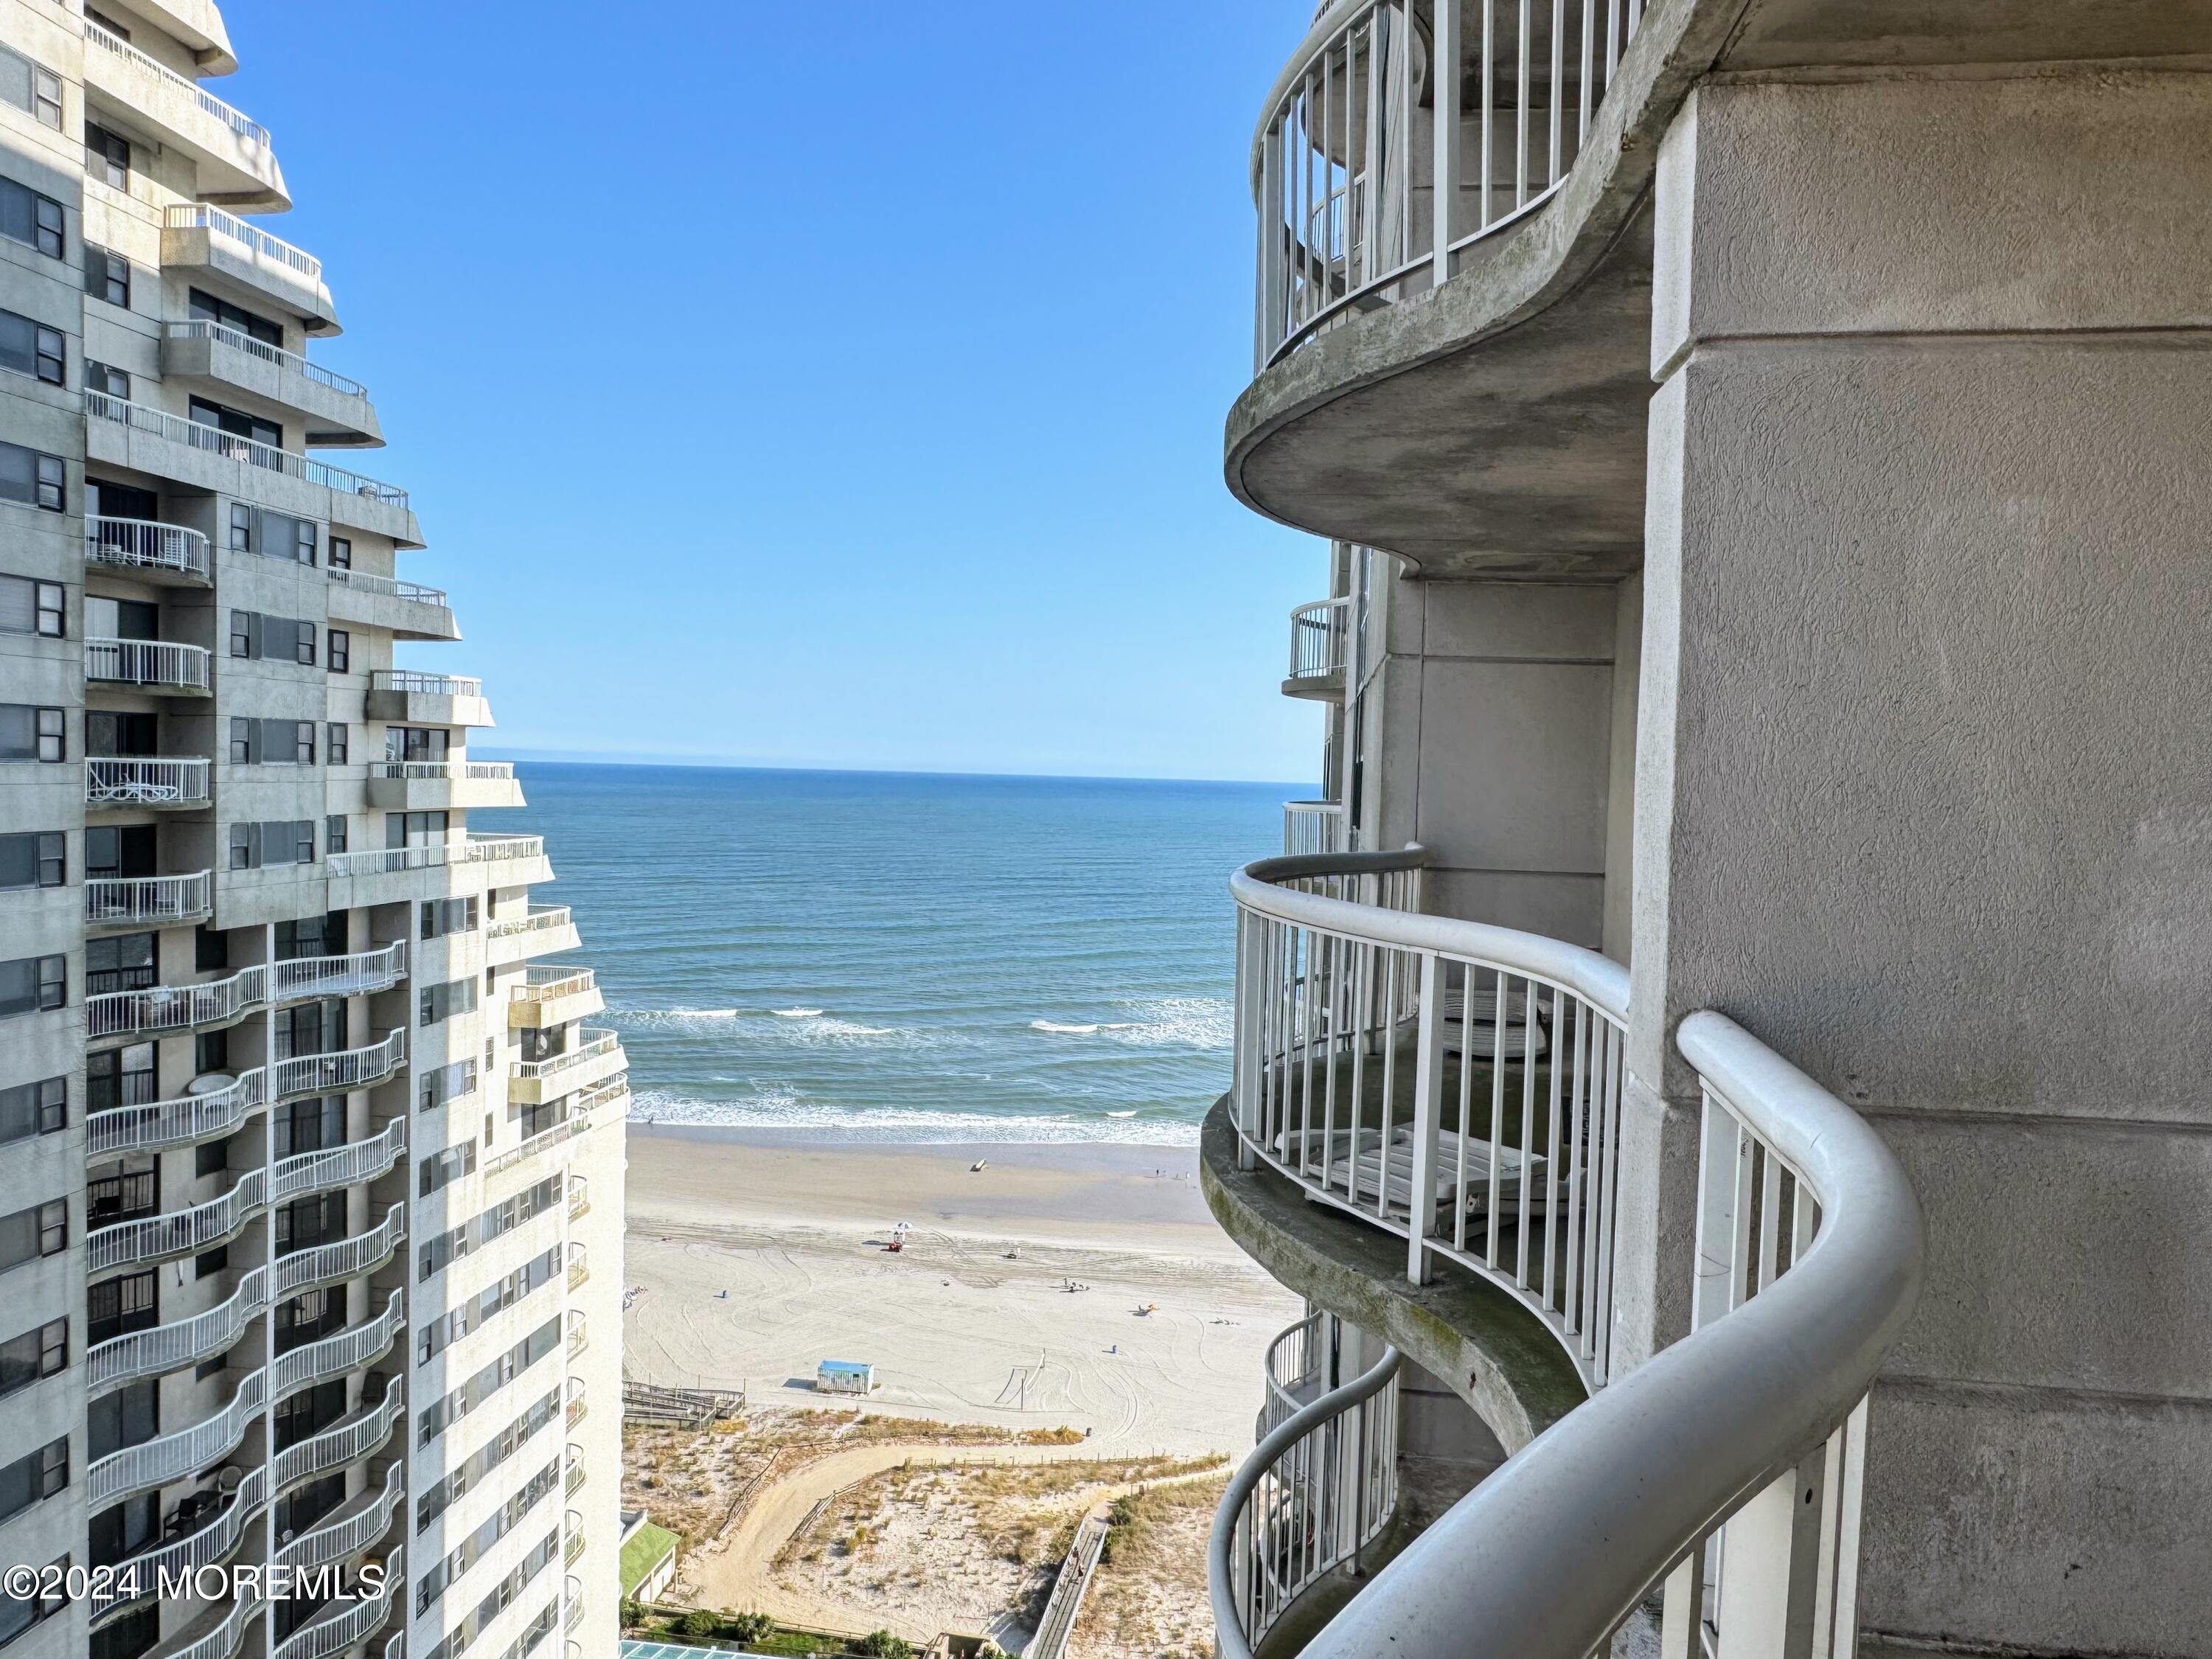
left=0, top=574, right=63, bottom=637
left=0, top=1554, right=68, bottom=1650
left=86, top=358, right=128, bottom=399
left=274, top=1288, right=345, bottom=1354
left=0, top=1319, right=64, bottom=1402
left=327, top=722, right=348, bottom=764
left=84, top=246, right=128, bottom=307
left=0, top=1200, right=66, bottom=1274
left=229, top=501, right=251, bottom=552
left=87, top=1499, right=156, bottom=1580
left=86, top=823, right=154, bottom=880
left=84, top=121, right=127, bottom=188
left=0, top=179, right=63, bottom=259
left=86, top=1161, right=156, bottom=1228
left=327, top=813, right=347, bottom=854
left=86, top=710, right=154, bottom=758
left=328, top=535, right=351, bottom=569
left=84, top=931, right=154, bottom=995
left=0, top=1079, right=63, bottom=1147
left=0, top=442, right=64, bottom=513
left=88, top=1379, right=156, bottom=1462
left=328, top=628, right=349, bottom=672
left=193, top=1134, right=229, bottom=1179
left=0, top=955, right=64, bottom=1017
left=273, top=1377, right=346, bottom=1453
left=0, top=1439, right=66, bottom=1527
left=86, top=1042, right=153, bottom=1113
left=0, top=705, right=63, bottom=762
left=0, top=832, right=63, bottom=890
left=187, top=396, right=278, bottom=448
left=0, top=310, right=63, bottom=386
left=274, top=1191, right=344, bottom=1256
left=388, top=810, right=448, bottom=849
left=86, top=1270, right=153, bottom=1347
left=386, top=727, right=450, bottom=764
left=85, top=594, right=157, bottom=642
left=195, top=923, right=228, bottom=972
left=274, top=1097, right=344, bottom=1161
left=187, top=288, right=282, bottom=347
left=195, top=1028, right=227, bottom=1074
left=0, top=48, right=63, bottom=129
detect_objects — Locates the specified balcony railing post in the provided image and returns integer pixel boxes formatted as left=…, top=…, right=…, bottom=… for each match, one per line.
left=1234, top=911, right=1259, bottom=1169
left=1405, top=950, right=1445, bottom=1284
left=1432, top=0, right=1461, bottom=279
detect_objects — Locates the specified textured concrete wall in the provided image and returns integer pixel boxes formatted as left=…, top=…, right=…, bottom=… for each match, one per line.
left=1626, top=69, right=2212, bottom=1656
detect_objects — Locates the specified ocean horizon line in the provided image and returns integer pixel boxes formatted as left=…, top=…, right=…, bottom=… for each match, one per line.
left=470, top=748, right=1313, bottom=790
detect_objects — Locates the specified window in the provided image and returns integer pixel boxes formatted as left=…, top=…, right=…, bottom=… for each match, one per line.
left=0, top=1200, right=64, bottom=1273
left=85, top=359, right=128, bottom=400
left=0, top=1551, right=66, bottom=1649
left=229, top=609, right=254, bottom=658
left=418, top=1141, right=476, bottom=1197
left=387, top=727, right=450, bottom=764
left=0, top=576, right=64, bottom=638
left=195, top=925, right=228, bottom=972
left=0, top=833, right=63, bottom=891
left=0, top=47, right=65, bottom=130
left=0, top=1079, right=63, bottom=1146
left=0, top=1319, right=64, bottom=1401
left=290, top=720, right=316, bottom=765
left=0, top=310, right=64, bottom=386
left=293, top=518, right=317, bottom=566
left=86, top=1269, right=153, bottom=1347
left=86, top=1044, right=153, bottom=1113
left=0, top=179, right=63, bottom=260
left=294, top=619, right=315, bottom=665
left=229, top=502, right=251, bottom=553
left=84, top=246, right=128, bottom=308
left=227, top=822, right=251, bottom=870
left=327, top=814, right=347, bottom=854
left=0, top=442, right=64, bottom=513
left=388, top=810, right=448, bottom=849
left=85, top=121, right=127, bottom=189
left=84, top=933, right=154, bottom=997
left=194, top=1029, right=227, bottom=1074
left=327, top=723, right=348, bottom=764
left=420, top=897, right=477, bottom=939
left=0, top=956, right=63, bottom=1018
left=328, top=536, right=351, bottom=570
left=187, top=397, right=277, bottom=448
left=275, top=914, right=342, bottom=961
left=419, top=1058, right=477, bottom=1113
left=188, top=288, right=281, bottom=347
left=420, top=976, right=479, bottom=1028
left=328, top=628, right=349, bottom=673
left=228, top=717, right=251, bottom=765
left=0, top=1439, right=66, bottom=1528
left=0, top=706, right=63, bottom=762
left=229, top=819, right=315, bottom=870
left=194, top=1136, right=229, bottom=1178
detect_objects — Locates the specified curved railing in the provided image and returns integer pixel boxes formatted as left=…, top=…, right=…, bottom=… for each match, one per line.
left=1262, top=1312, right=1326, bottom=1436
left=88, top=870, right=214, bottom=927
left=1282, top=800, right=1347, bottom=858
left=1212, top=1338, right=1402, bottom=1657
left=84, top=19, right=272, bottom=147
left=274, top=942, right=408, bottom=1003
left=327, top=568, right=448, bottom=606
left=89, top=1068, right=267, bottom=1157
left=88, top=756, right=212, bottom=807
left=273, top=1029, right=406, bottom=1099
left=168, top=1596, right=262, bottom=1659
left=275, top=1383, right=403, bottom=1489
left=274, top=1203, right=406, bottom=1298
left=90, top=964, right=263, bottom=1039
left=87, top=636, right=212, bottom=692
left=327, top=835, right=541, bottom=880
left=278, top=1464, right=403, bottom=1572
left=95, top=1467, right=268, bottom=1612
left=86, top=515, right=214, bottom=581
left=489, top=904, right=570, bottom=943
left=88, top=1368, right=266, bottom=1506
left=1288, top=598, right=1350, bottom=684
left=89, top=1267, right=267, bottom=1391
left=370, top=669, right=479, bottom=698
left=89, top=1168, right=267, bottom=1273
left=273, top=1292, right=403, bottom=1397
left=1234, top=847, right=1630, bottom=1388
left=517, top=1030, right=619, bottom=1085
left=375, top=759, right=515, bottom=782
left=271, top=1545, right=400, bottom=1659
left=1252, top=0, right=1648, bottom=366
left=271, top=1118, right=406, bottom=1203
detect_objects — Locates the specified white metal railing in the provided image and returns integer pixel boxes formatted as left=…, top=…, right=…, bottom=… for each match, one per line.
left=1262, top=1312, right=1326, bottom=1437
left=516, top=1030, right=618, bottom=1083
left=94, top=1466, right=268, bottom=1612
left=164, top=319, right=365, bottom=397
left=273, top=941, right=408, bottom=1002
left=484, top=1106, right=589, bottom=1177
left=1234, top=847, right=1627, bottom=1389
left=84, top=20, right=272, bottom=147
left=327, top=567, right=449, bottom=606
left=87, top=1368, right=266, bottom=1506
left=566, top=1378, right=586, bottom=1427
left=374, top=760, right=515, bottom=781
left=164, top=204, right=317, bottom=276
left=89, top=1067, right=267, bottom=1157
left=517, top=966, right=594, bottom=1001
left=1282, top=799, right=1347, bottom=858
left=88, top=756, right=212, bottom=808
left=271, top=1545, right=400, bottom=1659
left=371, top=669, right=479, bottom=698
left=89, top=964, right=262, bottom=1040
left=86, top=392, right=408, bottom=507
left=1213, top=1335, right=1400, bottom=1655
left=87, top=869, right=215, bottom=927
left=88, top=1267, right=267, bottom=1390
left=274, top=1203, right=406, bottom=1299
left=566, top=1311, right=587, bottom=1358
left=271, top=1117, right=406, bottom=1203
left=89, top=1166, right=266, bottom=1273
left=1289, top=598, right=1351, bottom=682
left=272, top=1291, right=403, bottom=1397
left=277, top=1464, right=403, bottom=1573
left=1253, top=0, right=1648, bottom=366
left=567, top=1242, right=589, bottom=1290
left=274, top=1382, right=401, bottom=1489
left=86, top=515, right=213, bottom=580
left=489, top=905, right=571, bottom=942
left=568, top=1175, right=590, bottom=1220
left=170, top=1596, right=262, bottom=1659
left=272, top=1029, right=406, bottom=1099
left=88, top=636, right=212, bottom=692
left=327, top=835, right=542, bottom=880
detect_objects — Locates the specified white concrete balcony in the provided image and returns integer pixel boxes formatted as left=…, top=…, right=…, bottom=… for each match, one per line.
left=161, top=203, right=335, bottom=333
left=272, top=1029, right=406, bottom=1101
left=276, top=1463, right=403, bottom=1573
left=270, top=1117, right=406, bottom=1204
left=512, top=1029, right=622, bottom=1107
left=86, top=516, right=213, bottom=585
left=86, top=943, right=405, bottom=1043
left=509, top=966, right=603, bottom=1030
left=566, top=1310, right=588, bottom=1359
left=162, top=1592, right=261, bottom=1659
left=567, top=1175, right=590, bottom=1222
left=273, top=1380, right=401, bottom=1489
left=487, top=905, right=579, bottom=967
left=87, top=870, right=215, bottom=931
left=566, top=1241, right=589, bottom=1292
left=1281, top=799, right=1347, bottom=856
left=364, top=669, right=492, bottom=727
left=87, top=1367, right=266, bottom=1508
left=88, top=757, right=212, bottom=810
left=366, top=759, right=524, bottom=813
left=160, top=319, right=380, bottom=446
left=90, top=1167, right=266, bottom=1274
left=325, top=568, right=458, bottom=642
left=82, top=21, right=287, bottom=210
left=86, top=392, right=418, bottom=545
left=565, top=1580, right=583, bottom=1630
left=564, top=1511, right=585, bottom=1567
left=272, top=1545, right=400, bottom=1659
left=273, top=940, right=409, bottom=1004
left=89, top=1067, right=267, bottom=1158
left=92, top=1467, right=268, bottom=1615
left=273, top=1203, right=406, bottom=1300
left=88, top=1265, right=266, bottom=1391
left=88, top=636, right=212, bottom=695
left=271, top=1290, right=403, bottom=1396
left=328, top=834, right=549, bottom=912
left=1285, top=598, right=1350, bottom=698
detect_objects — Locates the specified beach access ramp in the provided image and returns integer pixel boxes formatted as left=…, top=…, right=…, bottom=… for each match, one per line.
left=1025, top=1509, right=1110, bottom=1659
left=622, top=1380, right=745, bottom=1427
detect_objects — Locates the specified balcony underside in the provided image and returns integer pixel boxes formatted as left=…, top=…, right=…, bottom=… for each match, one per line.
left=1200, top=1098, right=1583, bottom=1456
left=1281, top=671, right=1344, bottom=702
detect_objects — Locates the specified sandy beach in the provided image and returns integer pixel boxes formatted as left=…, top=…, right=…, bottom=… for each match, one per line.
left=622, top=1126, right=1300, bottom=1458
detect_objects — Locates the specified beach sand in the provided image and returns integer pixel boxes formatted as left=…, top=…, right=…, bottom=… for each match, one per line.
left=622, top=1127, right=1301, bottom=1458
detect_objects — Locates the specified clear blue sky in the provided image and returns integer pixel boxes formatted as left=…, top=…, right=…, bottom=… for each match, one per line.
left=218, top=1, right=1323, bottom=784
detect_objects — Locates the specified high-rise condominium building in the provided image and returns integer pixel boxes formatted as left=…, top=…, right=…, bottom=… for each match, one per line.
left=0, top=6, right=627, bottom=1659
left=1207, top=4, right=2212, bottom=1658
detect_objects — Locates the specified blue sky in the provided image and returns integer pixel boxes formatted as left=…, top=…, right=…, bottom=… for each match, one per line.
left=218, top=1, right=1323, bottom=784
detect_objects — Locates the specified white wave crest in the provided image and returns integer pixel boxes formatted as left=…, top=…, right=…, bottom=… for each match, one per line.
left=772, top=1007, right=825, bottom=1018
left=624, top=1088, right=1196, bottom=1147
left=611, top=1008, right=741, bottom=1029
left=1028, top=999, right=1232, bottom=1050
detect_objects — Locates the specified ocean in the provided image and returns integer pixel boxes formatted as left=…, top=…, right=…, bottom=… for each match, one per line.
left=495, top=763, right=1293, bottom=1145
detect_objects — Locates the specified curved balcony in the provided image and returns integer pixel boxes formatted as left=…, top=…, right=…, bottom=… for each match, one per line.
left=271, top=1545, right=400, bottom=1659
left=564, top=1512, right=585, bottom=1567
left=1222, top=1012, right=1924, bottom=1658
left=366, top=759, right=525, bottom=813
left=1285, top=599, right=1350, bottom=699
left=94, top=1466, right=268, bottom=1614
left=488, top=905, right=580, bottom=967
left=566, top=1311, right=588, bottom=1359
left=273, top=1029, right=406, bottom=1101
left=567, top=1177, right=589, bottom=1222
left=274, top=942, right=409, bottom=1004
left=86, top=517, right=213, bottom=584
left=89, top=1267, right=267, bottom=1391
left=274, top=1203, right=406, bottom=1299
left=90, top=1168, right=266, bottom=1273
left=274, top=1382, right=402, bottom=1490
left=512, top=1029, right=622, bottom=1107
left=91, top=966, right=264, bottom=1041
left=564, top=1582, right=583, bottom=1631
left=566, top=1378, right=586, bottom=1429
left=1213, top=1335, right=1400, bottom=1655
left=566, top=1242, right=589, bottom=1292
left=88, top=637, right=213, bottom=695
left=508, top=966, right=602, bottom=1030
left=88, top=870, right=215, bottom=931
left=90, top=1068, right=268, bottom=1158
left=327, top=833, right=543, bottom=881
left=162, top=1596, right=262, bottom=1659
left=277, top=1463, right=403, bottom=1573
left=565, top=1444, right=585, bottom=1498
left=271, top=1118, right=406, bottom=1204
left=88, top=757, right=213, bottom=809
left=82, top=19, right=285, bottom=209
left=273, top=1291, right=403, bottom=1397
left=1282, top=799, right=1347, bottom=858
left=88, top=1368, right=266, bottom=1507
left=325, top=567, right=456, bottom=642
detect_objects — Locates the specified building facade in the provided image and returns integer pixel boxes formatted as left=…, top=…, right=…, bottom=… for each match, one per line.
left=0, top=6, right=627, bottom=1659
left=1209, top=3, right=2212, bottom=1656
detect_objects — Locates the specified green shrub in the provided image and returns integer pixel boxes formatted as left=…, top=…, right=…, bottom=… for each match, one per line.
left=726, top=1612, right=776, bottom=1642
left=678, top=1608, right=720, bottom=1639
left=855, top=1633, right=914, bottom=1658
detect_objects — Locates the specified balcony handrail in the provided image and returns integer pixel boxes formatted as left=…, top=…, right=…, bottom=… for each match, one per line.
left=88, top=1166, right=266, bottom=1273
left=1288, top=597, right=1352, bottom=680
left=170, top=1596, right=262, bottom=1659
left=1261, top=1311, right=1326, bottom=1436
left=164, top=204, right=317, bottom=276
left=86, top=392, right=407, bottom=507
left=518, top=966, right=594, bottom=998
left=271, top=1117, right=406, bottom=1203
left=164, top=319, right=364, bottom=397
left=274, top=1381, right=401, bottom=1489
left=484, top=1110, right=589, bottom=1178
left=88, top=1267, right=267, bottom=1391
left=84, top=20, right=273, bottom=147
left=327, top=566, right=448, bottom=605
left=372, top=669, right=479, bottom=697
left=87, top=636, right=212, bottom=692
left=87, top=869, right=215, bottom=928
left=1211, top=1340, right=1401, bottom=1658
left=1281, top=799, right=1347, bottom=858
left=274, top=1203, right=406, bottom=1300
left=86, top=515, right=213, bottom=580
left=489, top=905, right=571, bottom=941
left=271, top=1545, right=400, bottom=1659
left=515, top=1030, right=618, bottom=1081
left=94, top=1466, right=268, bottom=1612
left=271, top=1029, right=406, bottom=1099
left=327, top=835, right=542, bottom=880
left=89, top=1066, right=267, bottom=1158
left=272, top=940, right=408, bottom=1002
left=88, top=755, right=213, bottom=808
left=276, top=1463, right=403, bottom=1572
left=1266, top=1012, right=1924, bottom=1658
left=374, top=759, right=515, bottom=780
left=272, top=1290, right=403, bottom=1397
left=87, top=1367, right=266, bottom=1507
left=89, top=963, right=266, bottom=1040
